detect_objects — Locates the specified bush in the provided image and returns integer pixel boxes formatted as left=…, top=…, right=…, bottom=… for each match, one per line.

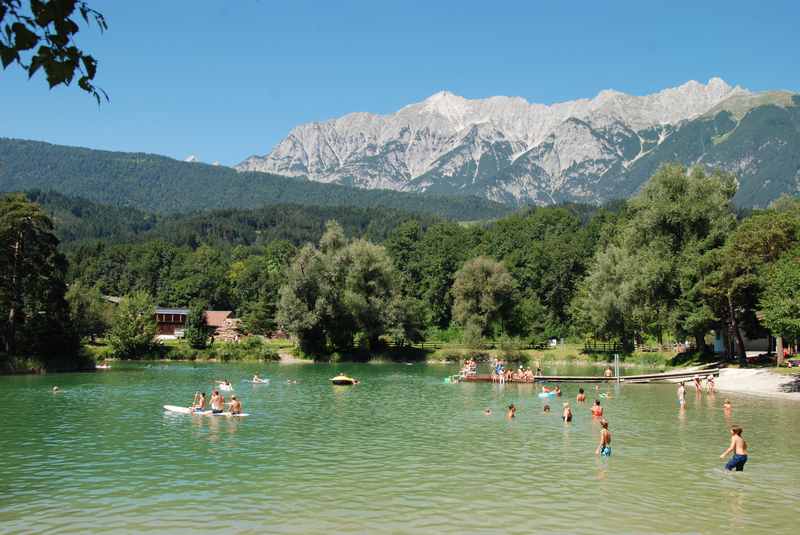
left=501, top=350, right=529, bottom=365
left=440, top=350, right=464, bottom=362
left=465, top=350, right=491, bottom=362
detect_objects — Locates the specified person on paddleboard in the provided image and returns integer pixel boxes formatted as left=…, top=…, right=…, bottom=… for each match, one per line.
left=191, top=392, right=206, bottom=412
left=210, top=390, right=225, bottom=414
left=229, top=396, right=242, bottom=415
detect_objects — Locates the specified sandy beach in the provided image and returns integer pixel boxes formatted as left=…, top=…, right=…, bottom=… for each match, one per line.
left=715, top=368, right=800, bottom=400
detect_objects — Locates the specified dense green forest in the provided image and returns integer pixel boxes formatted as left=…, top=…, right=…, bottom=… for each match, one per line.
left=3, top=164, right=800, bottom=369
left=25, top=190, right=442, bottom=250
left=0, top=138, right=512, bottom=220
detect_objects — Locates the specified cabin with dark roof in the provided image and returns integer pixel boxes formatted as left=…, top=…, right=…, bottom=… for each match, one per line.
left=155, top=307, right=189, bottom=337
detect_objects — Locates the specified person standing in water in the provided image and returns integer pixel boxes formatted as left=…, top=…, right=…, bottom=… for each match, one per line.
left=562, top=402, right=573, bottom=423
left=507, top=404, right=516, bottom=419
left=595, top=419, right=612, bottom=456
left=678, top=382, right=686, bottom=407
left=720, top=426, right=748, bottom=471
left=591, top=399, right=603, bottom=417
left=576, top=388, right=586, bottom=402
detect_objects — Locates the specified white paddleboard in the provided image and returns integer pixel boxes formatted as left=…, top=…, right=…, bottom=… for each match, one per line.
left=163, top=405, right=249, bottom=417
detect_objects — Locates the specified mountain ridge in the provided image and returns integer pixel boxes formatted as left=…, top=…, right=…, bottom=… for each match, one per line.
left=237, top=79, right=800, bottom=207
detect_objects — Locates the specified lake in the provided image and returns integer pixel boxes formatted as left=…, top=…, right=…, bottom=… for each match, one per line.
left=2, top=362, right=798, bottom=534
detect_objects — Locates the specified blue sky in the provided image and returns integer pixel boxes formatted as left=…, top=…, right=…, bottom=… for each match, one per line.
left=2, top=0, right=799, bottom=165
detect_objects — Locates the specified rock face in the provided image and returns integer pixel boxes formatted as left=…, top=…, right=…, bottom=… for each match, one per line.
left=237, top=78, right=800, bottom=206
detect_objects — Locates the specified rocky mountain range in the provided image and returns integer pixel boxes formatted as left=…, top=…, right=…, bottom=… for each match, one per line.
left=237, top=78, right=800, bottom=207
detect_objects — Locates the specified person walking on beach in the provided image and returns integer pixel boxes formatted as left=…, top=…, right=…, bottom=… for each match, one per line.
left=720, top=426, right=748, bottom=471
left=595, top=419, right=612, bottom=456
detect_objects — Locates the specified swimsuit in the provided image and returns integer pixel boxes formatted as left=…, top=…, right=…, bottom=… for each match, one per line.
left=601, top=445, right=612, bottom=456
left=725, top=454, right=747, bottom=471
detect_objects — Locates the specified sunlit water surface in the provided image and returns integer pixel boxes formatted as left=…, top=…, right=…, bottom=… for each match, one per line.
left=1, top=362, right=798, bottom=534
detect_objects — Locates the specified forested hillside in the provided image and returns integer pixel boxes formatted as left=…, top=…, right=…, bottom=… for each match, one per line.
left=0, top=138, right=512, bottom=220
left=25, top=190, right=442, bottom=249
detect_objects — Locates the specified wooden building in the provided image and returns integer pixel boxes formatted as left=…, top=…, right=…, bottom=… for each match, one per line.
left=155, top=307, right=189, bottom=337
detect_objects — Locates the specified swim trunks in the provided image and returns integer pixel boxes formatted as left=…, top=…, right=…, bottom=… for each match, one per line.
left=725, top=454, right=747, bottom=471
left=212, top=409, right=223, bottom=414
left=601, top=446, right=611, bottom=456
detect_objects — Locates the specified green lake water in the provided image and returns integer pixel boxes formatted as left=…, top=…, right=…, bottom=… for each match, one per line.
left=1, top=362, right=798, bottom=534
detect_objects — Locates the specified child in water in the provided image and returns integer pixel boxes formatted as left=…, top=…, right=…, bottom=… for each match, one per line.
left=576, top=388, right=586, bottom=402
left=596, top=419, right=612, bottom=456
left=720, top=426, right=748, bottom=471
left=562, top=402, right=573, bottom=423
left=543, top=404, right=551, bottom=413
left=507, top=404, right=516, bottom=418
left=591, top=400, right=603, bottom=417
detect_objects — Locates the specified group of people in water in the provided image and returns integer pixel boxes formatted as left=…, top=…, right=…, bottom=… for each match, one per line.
left=489, top=385, right=613, bottom=456
left=486, top=376, right=747, bottom=469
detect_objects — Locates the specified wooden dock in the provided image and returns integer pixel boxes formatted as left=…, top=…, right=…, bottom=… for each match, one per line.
left=459, top=368, right=719, bottom=384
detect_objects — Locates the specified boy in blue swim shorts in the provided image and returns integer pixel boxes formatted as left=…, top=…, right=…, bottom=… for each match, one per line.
left=721, top=426, right=748, bottom=471
left=596, top=418, right=611, bottom=456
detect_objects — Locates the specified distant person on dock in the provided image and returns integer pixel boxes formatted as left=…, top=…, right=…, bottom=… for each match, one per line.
left=604, top=367, right=613, bottom=378
left=562, top=402, right=573, bottom=423
left=720, top=426, right=748, bottom=471
left=678, top=382, right=686, bottom=407
left=229, top=396, right=242, bottom=415
left=507, top=404, right=516, bottom=419
left=595, top=419, right=612, bottom=456
left=591, top=400, right=603, bottom=417
left=576, top=388, right=586, bottom=402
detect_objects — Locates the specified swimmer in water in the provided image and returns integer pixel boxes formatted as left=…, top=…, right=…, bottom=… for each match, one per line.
left=52, top=386, right=60, bottom=393
left=555, top=385, right=562, bottom=397
left=677, top=382, right=686, bottom=407
left=591, top=399, right=603, bottom=417
left=484, top=408, right=492, bottom=416
left=576, top=388, right=586, bottom=402
left=720, top=426, right=748, bottom=471
left=723, top=399, right=732, bottom=411
left=507, top=404, right=516, bottom=419
left=595, top=419, right=612, bottom=456
left=562, top=402, right=573, bottom=423
left=543, top=404, right=551, bottom=413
